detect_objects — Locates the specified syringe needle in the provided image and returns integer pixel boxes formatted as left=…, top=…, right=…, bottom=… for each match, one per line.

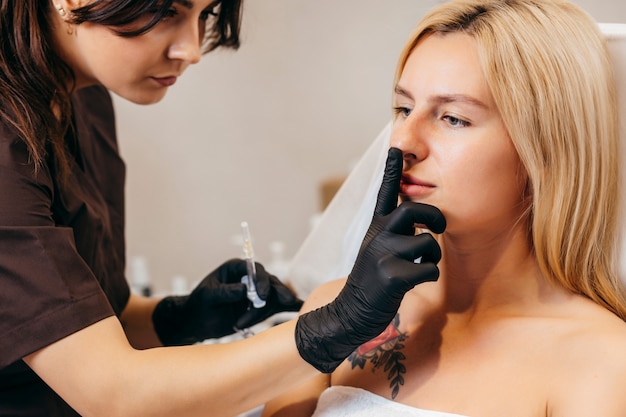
left=241, top=221, right=266, bottom=308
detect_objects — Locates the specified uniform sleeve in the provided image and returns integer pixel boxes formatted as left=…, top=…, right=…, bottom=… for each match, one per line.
left=0, top=122, right=114, bottom=369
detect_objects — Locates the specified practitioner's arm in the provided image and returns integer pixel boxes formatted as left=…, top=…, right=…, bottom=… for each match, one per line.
left=25, top=315, right=318, bottom=417
left=262, top=279, right=346, bottom=417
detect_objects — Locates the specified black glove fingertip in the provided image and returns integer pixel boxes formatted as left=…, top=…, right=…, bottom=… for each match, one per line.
left=373, top=147, right=403, bottom=217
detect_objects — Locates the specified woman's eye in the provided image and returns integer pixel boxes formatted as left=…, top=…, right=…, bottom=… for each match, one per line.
left=162, top=7, right=179, bottom=19
left=393, top=106, right=412, bottom=118
left=443, top=115, right=470, bottom=127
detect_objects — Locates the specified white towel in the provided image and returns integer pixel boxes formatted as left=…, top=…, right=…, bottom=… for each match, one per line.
left=311, top=386, right=471, bottom=417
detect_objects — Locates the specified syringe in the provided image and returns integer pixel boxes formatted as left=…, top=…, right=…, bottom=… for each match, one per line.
left=241, top=221, right=266, bottom=308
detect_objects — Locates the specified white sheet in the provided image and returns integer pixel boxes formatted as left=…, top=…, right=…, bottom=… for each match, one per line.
left=311, top=386, right=470, bottom=417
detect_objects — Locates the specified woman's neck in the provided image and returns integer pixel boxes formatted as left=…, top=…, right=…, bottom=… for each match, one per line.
left=435, top=225, right=562, bottom=318
left=50, top=8, right=94, bottom=91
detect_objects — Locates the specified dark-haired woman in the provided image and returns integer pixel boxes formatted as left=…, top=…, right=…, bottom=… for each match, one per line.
left=0, top=1, right=446, bottom=415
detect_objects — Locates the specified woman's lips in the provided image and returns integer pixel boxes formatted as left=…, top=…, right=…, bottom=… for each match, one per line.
left=399, top=174, right=435, bottom=197
left=152, top=76, right=177, bottom=87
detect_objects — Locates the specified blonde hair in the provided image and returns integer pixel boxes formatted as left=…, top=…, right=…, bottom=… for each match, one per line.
left=395, top=0, right=626, bottom=319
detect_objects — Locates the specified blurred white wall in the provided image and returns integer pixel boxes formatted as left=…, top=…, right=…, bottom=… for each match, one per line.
left=114, top=0, right=626, bottom=294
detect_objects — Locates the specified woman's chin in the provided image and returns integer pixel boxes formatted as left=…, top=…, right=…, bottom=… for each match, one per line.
left=115, top=89, right=168, bottom=106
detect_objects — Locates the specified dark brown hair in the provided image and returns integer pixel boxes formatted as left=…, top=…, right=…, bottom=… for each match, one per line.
left=0, top=0, right=243, bottom=176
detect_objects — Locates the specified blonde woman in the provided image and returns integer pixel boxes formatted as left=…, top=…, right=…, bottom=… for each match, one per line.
left=263, top=0, right=626, bottom=416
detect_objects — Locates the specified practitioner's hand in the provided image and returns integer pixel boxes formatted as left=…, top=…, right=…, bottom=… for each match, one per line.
left=295, top=147, right=446, bottom=373
left=152, top=259, right=303, bottom=345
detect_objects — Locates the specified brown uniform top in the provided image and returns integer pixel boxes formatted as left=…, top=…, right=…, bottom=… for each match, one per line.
left=0, top=85, right=130, bottom=415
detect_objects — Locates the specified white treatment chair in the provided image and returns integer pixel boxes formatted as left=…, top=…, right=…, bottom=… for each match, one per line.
left=286, top=23, right=626, bottom=298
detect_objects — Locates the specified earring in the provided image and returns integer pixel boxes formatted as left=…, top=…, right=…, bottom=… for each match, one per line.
left=54, top=3, right=75, bottom=35
left=54, top=3, right=66, bottom=16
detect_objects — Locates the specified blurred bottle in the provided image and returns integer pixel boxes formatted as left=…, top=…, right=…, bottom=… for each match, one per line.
left=129, top=255, right=153, bottom=296
left=170, top=275, right=189, bottom=296
left=267, top=241, right=289, bottom=280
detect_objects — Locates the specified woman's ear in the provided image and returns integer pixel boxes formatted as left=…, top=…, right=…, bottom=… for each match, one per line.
left=51, top=0, right=78, bottom=35
left=52, top=0, right=83, bottom=16
left=52, top=1, right=67, bottom=17
left=62, top=0, right=85, bottom=10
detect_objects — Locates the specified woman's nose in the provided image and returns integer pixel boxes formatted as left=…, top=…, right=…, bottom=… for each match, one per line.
left=389, top=119, right=427, bottom=165
left=167, top=24, right=202, bottom=64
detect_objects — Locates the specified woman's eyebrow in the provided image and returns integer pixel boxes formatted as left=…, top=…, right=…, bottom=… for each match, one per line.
left=431, top=94, right=488, bottom=109
left=394, top=85, right=487, bottom=109
left=174, top=0, right=194, bottom=8
left=394, top=85, right=413, bottom=101
left=174, top=0, right=221, bottom=11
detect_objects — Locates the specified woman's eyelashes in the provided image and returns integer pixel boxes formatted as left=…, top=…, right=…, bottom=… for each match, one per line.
left=392, top=105, right=470, bottom=128
left=392, top=105, right=412, bottom=118
left=163, top=8, right=179, bottom=19
left=155, top=4, right=218, bottom=24
left=442, top=114, right=470, bottom=128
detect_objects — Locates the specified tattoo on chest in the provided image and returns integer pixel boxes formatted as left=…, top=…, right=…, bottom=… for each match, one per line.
left=347, top=314, right=408, bottom=399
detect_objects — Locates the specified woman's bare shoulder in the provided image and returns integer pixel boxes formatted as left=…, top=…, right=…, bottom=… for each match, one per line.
left=550, top=299, right=626, bottom=415
left=550, top=295, right=626, bottom=358
left=567, top=297, right=626, bottom=342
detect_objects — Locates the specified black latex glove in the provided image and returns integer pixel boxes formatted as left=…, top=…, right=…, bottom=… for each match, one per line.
left=295, top=147, right=446, bottom=373
left=153, top=259, right=303, bottom=345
